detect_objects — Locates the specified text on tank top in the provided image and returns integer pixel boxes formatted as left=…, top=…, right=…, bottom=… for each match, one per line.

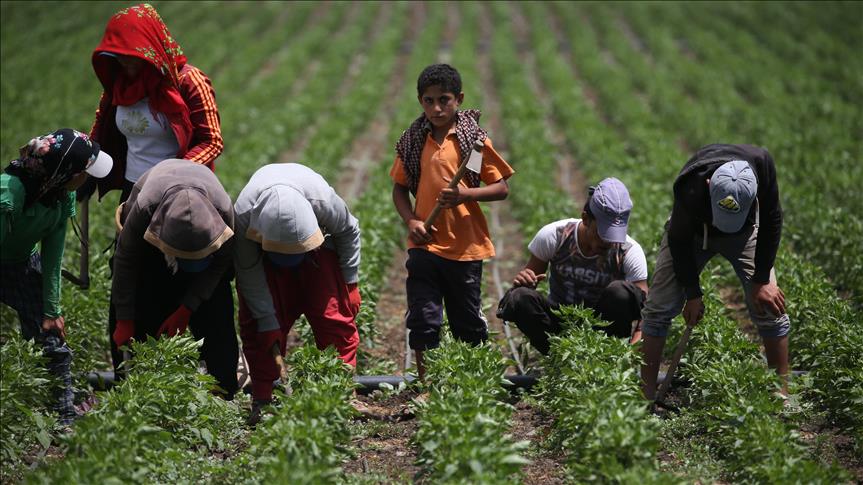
left=547, top=221, right=629, bottom=307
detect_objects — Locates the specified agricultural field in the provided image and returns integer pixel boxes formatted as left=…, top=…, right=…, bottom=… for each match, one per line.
left=1, top=1, right=861, bottom=483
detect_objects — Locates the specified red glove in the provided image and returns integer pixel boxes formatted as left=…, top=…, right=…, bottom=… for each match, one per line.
left=347, top=283, right=361, bottom=316
left=157, top=305, right=192, bottom=337
left=257, top=329, right=282, bottom=357
left=249, top=329, right=282, bottom=402
left=113, top=319, right=135, bottom=347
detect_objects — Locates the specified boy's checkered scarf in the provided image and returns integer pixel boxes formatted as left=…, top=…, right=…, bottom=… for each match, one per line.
left=395, top=109, right=487, bottom=195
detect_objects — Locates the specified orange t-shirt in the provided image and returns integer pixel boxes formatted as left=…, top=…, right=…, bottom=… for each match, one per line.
left=390, top=132, right=514, bottom=261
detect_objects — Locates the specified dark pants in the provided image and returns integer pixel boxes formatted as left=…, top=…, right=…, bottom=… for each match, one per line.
left=497, top=280, right=645, bottom=354
left=405, top=248, right=487, bottom=350
left=108, top=244, right=238, bottom=398
left=1, top=253, right=76, bottom=424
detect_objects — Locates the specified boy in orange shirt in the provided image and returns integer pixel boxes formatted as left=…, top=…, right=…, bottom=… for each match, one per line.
left=391, top=64, right=514, bottom=379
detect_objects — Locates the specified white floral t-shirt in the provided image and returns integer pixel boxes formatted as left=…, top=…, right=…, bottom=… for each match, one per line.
left=116, top=98, right=180, bottom=182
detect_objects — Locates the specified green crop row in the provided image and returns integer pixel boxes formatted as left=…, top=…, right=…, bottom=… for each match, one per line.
left=414, top=339, right=528, bottom=484
left=19, top=337, right=356, bottom=484
left=523, top=1, right=860, bottom=478
left=616, top=2, right=862, bottom=298
left=0, top=337, right=53, bottom=481
left=680, top=279, right=849, bottom=483
left=779, top=252, right=863, bottom=451
left=296, top=2, right=408, bottom=184
left=488, top=2, right=577, bottom=246
left=540, top=307, right=670, bottom=483
left=232, top=345, right=357, bottom=483
left=349, top=3, right=448, bottom=374
left=581, top=2, right=863, bottom=451
left=487, top=5, right=672, bottom=482
left=214, top=1, right=372, bottom=194
left=25, top=336, right=244, bottom=484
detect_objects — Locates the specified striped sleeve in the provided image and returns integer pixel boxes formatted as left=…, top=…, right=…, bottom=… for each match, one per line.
left=181, top=66, right=224, bottom=167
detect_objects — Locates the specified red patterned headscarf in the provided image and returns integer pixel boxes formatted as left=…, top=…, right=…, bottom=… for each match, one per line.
left=92, top=3, right=192, bottom=151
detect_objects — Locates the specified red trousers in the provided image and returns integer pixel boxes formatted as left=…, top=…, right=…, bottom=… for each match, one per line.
left=238, top=247, right=359, bottom=401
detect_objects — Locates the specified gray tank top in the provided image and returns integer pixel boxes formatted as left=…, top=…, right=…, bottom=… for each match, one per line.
left=547, top=221, right=629, bottom=307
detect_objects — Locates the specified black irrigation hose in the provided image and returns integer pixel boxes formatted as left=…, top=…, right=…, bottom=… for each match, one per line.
left=86, top=371, right=541, bottom=395
left=87, top=369, right=807, bottom=395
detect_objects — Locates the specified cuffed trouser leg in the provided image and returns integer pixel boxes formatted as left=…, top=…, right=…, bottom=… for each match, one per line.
left=405, top=249, right=445, bottom=351
left=715, top=225, right=791, bottom=338
left=497, top=286, right=561, bottom=355
left=441, top=258, right=487, bottom=346
left=593, top=280, right=646, bottom=338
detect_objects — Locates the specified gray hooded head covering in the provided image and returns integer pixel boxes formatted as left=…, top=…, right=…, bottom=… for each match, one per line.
left=140, top=187, right=234, bottom=259
left=245, top=186, right=324, bottom=254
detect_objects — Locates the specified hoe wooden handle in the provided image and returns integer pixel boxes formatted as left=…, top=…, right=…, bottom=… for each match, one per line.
left=423, top=139, right=485, bottom=230
left=655, top=323, right=695, bottom=403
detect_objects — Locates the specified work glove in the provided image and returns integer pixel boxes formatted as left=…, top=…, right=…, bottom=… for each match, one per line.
left=157, top=305, right=192, bottom=337
left=249, top=329, right=282, bottom=402
left=347, top=283, right=361, bottom=316
left=113, top=319, right=135, bottom=347
left=257, top=329, right=282, bottom=358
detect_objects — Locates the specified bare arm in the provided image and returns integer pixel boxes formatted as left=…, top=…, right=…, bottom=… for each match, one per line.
left=629, top=279, right=648, bottom=344
left=512, top=254, right=549, bottom=288
left=393, top=182, right=432, bottom=245
left=439, top=178, right=509, bottom=208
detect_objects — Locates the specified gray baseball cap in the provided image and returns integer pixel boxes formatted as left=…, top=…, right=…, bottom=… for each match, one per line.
left=710, top=160, right=757, bottom=233
left=588, top=177, right=632, bottom=244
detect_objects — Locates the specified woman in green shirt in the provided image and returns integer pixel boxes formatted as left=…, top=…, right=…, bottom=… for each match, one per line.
left=1, top=128, right=112, bottom=425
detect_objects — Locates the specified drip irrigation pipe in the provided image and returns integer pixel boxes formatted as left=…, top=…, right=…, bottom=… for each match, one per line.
left=489, top=204, right=526, bottom=374
left=86, top=371, right=542, bottom=395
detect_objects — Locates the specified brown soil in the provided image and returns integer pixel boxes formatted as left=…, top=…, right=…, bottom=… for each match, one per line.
left=335, top=3, right=425, bottom=204
left=544, top=5, right=606, bottom=123
left=797, top=423, right=863, bottom=482
left=278, top=2, right=370, bottom=164
left=510, top=400, right=568, bottom=484
left=365, top=250, right=410, bottom=373
left=717, top=285, right=758, bottom=340
left=252, top=3, right=332, bottom=82
left=476, top=7, right=529, bottom=371
left=343, top=393, right=420, bottom=483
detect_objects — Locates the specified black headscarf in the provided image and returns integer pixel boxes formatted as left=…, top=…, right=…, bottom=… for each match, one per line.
left=4, top=128, right=101, bottom=208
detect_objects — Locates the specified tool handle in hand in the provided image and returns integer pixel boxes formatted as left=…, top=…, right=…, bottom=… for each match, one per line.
left=423, top=139, right=484, bottom=230
left=423, top=161, right=470, bottom=229
left=655, top=323, right=694, bottom=402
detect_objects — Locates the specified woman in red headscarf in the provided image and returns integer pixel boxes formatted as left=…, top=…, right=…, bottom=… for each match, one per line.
left=86, top=3, right=223, bottom=202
